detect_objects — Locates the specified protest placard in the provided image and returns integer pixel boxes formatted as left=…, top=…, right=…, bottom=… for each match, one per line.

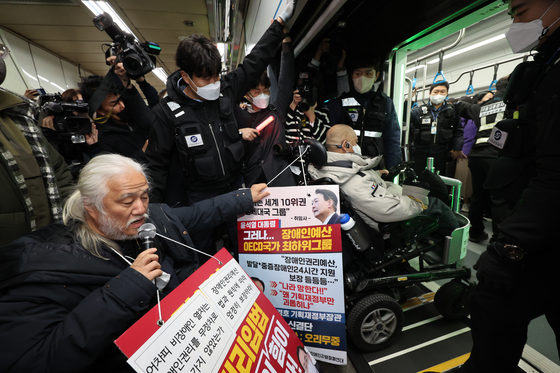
left=238, top=185, right=347, bottom=365
left=115, top=249, right=320, bottom=373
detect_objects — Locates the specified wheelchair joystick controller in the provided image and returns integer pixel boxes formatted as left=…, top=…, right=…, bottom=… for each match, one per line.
left=340, top=214, right=371, bottom=253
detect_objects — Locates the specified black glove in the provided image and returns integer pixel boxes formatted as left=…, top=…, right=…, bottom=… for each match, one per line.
left=474, top=250, right=524, bottom=293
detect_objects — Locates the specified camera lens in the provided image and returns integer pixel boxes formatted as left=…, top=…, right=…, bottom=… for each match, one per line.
left=123, top=54, right=143, bottom=76
left=64, top=117, right=91, bottom=134
left=299, top=101, right=310, bottom=112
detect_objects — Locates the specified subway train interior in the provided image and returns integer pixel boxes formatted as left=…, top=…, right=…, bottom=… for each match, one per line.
left=0, top=0, right=558, bottom=372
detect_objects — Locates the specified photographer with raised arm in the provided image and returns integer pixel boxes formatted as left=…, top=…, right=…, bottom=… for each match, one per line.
left=106, top=55, right=157, bottom=142
left=80, top=74, right=148, bottom=164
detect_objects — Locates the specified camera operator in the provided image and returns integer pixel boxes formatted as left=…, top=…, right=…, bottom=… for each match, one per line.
left=106, top=55, right=156, bottom=144
left=80, top=74, right=148, bottom=164
left=238, top=27, right=296, bottom=188
left=0, top=56, right=73, bottom=246
left=285, top=88, right=331, bottom=144
left=39, top=89, right=99, bottom=162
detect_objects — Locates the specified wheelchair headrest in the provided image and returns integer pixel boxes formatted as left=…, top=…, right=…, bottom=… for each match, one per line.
left=304, top=138, right=327, bottom=168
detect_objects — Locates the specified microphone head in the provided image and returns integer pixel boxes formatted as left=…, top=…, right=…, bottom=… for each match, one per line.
left=138, top=223, right=156, bottom=239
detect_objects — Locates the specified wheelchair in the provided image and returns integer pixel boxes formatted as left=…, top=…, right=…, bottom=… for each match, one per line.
left=300, top=139, right=474, bottom=352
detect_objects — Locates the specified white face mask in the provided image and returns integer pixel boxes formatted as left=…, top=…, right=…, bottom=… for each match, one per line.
left=506, top=1, right=560, bottom=53
left=188, top=74, right=221, bottom=101
left=343, top=141, right=362, bottom=155
left=430, top=94, right=446, bottom=105
left=251, top=93, right=270, bottom=109
left=352, top=76, right=375, bottom=94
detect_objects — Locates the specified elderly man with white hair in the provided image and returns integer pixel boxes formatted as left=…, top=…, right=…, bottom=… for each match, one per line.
left=0, top=153, right=269, bottom=372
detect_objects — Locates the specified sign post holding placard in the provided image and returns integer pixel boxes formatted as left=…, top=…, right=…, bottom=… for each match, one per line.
left=115, top=249, right=320, bottom=373
left=238, top=185, right=347, bottom=365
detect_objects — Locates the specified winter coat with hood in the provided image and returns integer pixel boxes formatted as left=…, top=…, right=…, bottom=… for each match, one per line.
left=0, top=189, right=254, bottom=372
left=308, top=152, right=427, bottom=230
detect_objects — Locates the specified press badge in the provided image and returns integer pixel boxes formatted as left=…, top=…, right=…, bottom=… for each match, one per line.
left=487, top=127, right=507, bottom=149
left=167, top=101, right=181, bottom=111
left=431, top=122, right=437, bottom=134
left=348, top=108, right=359, bottom=123
left=186, top=134, right=204, bottom=147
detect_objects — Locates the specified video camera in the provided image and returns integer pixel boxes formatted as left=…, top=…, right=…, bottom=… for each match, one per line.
left=297, top=70, right=318, bottom=112
left=38, top=94, right=91, bottom=144
left=93, top=13, right=161, bottom=79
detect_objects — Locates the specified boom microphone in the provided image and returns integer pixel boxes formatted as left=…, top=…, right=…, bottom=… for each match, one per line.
left=138, top=223, right=157, bottom=251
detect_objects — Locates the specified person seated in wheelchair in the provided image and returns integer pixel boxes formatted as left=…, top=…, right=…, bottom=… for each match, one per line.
left=308, top=124, right=458, bottom=233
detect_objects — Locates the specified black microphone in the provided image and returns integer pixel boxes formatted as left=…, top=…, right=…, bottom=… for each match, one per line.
left=138, top=223, right=157, bottom=252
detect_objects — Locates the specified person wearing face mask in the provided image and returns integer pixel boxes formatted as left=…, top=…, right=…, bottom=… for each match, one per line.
left=444, top=1, right=560, bottom=372
left=308, top=125, right=429, bottom=231
left=453, top=77, right=514, bottom=243
left=145, top=4, right=296, bottom=262
left=236, top=28, right=296, bottom=188
left=409, top=81, right=464, bottom=178
left=0, top=53, right=73, bottom=246
left=326, top=53, right=402, bottom=170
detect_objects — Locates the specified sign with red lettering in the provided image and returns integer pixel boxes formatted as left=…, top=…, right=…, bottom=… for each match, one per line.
left=238, top=186, right=347, bottom=365
left=115, top=249, right=321, bottom=373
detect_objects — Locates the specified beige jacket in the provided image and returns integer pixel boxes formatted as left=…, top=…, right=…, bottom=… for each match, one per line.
left=308, top=152, right=428, bottom=229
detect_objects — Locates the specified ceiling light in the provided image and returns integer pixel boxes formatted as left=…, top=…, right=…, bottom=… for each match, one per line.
left=82, top=1, right=137, bottom=40
left=50, top=82, right=65, bottom=91
left=426, top=34, right=506, bottom=64
left=38, top=75, right=49, bottom=83
left=153, top=67, right=168, bottom=84
left=406, top=34, right=506, bottom=73
left=22, top=69, right=38, bottom=82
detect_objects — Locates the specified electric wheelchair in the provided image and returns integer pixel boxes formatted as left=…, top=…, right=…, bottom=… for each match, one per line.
left=298, top=139, right=474, bottom=352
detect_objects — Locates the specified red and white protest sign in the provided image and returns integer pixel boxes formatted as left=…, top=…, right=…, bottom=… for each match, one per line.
left=238, top=186, right=347, bottom=365
left=115, top=249, right=320, bottom=373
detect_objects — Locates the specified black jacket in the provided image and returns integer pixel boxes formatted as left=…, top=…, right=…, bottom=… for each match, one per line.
left=454, top=89, right=512, bottom=159
left=98, top=84, right=153, bottom=163
left=410, top=102, right=463, bottom=154
left=497, top=27, right=560, bottom=254
left=99, top=119, right=147, bottom=163
left=327, top=88, right=402, bottom=169
left=0, top=190, right=253, bottom=372
left=146, top=20, right=286, bottom=203
left=241, top=42, right=295, bottom=187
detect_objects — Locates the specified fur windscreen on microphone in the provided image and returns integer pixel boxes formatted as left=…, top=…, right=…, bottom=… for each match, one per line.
left=138, top=223, right=157, bottom=239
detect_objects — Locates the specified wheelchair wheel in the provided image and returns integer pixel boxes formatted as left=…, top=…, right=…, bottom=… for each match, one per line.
left=434, top=281, right=471, bottom=321
left=347, top=293, right=404, bottom=352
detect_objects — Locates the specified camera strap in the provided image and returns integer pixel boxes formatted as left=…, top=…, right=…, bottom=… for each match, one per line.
left=87, top=66, right=116, bottom=119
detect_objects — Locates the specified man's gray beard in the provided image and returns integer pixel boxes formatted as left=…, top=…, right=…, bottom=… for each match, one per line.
left=98, top=212, right=149, bottom=241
